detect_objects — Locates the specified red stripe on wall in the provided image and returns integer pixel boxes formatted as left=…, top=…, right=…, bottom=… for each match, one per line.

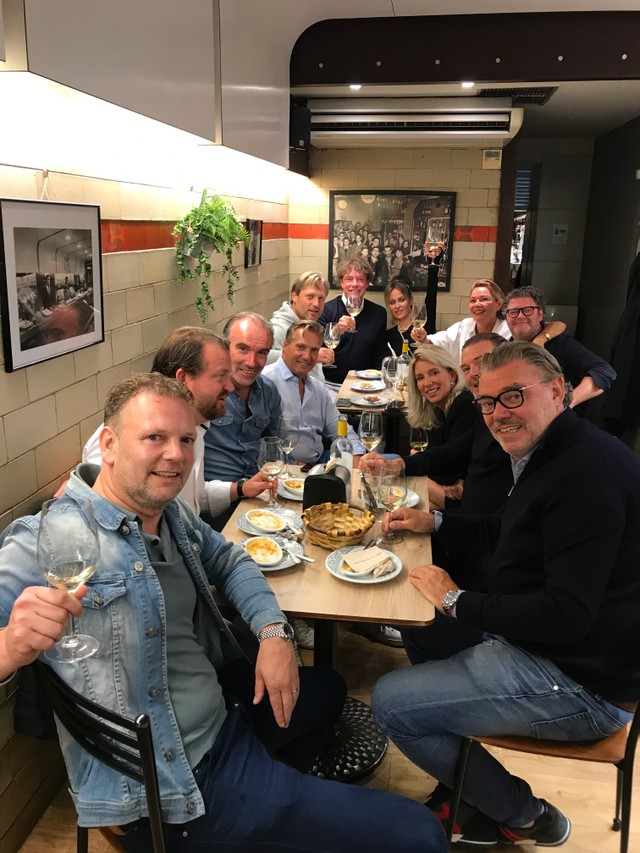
left=453, top=225, right=498, bottom=243
left=262, top=222, right=288, bottom=240
left=288, top=223, right=330, bottom=240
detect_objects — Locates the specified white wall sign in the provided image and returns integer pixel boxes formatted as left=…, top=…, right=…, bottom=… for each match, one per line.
left=552, top=223, right=568, bottom=245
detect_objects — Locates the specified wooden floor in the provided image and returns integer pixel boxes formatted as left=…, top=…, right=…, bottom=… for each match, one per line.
left=20, top=625, right=639, bottom=852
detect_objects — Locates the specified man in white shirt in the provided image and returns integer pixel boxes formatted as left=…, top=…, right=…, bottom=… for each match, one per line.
left=82, top=327, right=274, bottom=517
left=263, top=320, right=365, bottom=464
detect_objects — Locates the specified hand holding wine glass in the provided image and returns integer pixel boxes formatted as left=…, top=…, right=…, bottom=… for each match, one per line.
left=37, top=499, right=100, bottom=663
left=412, top=303, right=427, bottom=331
left=258, top=437, right=285, bottom=507
left=322, top=323, right=341, bottom=368
left=377, top=465, right=407, bottom=543
left=277, top=416, right=299, bottom=477
left=344, top=294, right=363, bottom=333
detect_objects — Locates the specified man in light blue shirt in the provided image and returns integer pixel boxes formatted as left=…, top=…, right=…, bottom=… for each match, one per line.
left=263, top=320, right=365, bottom=464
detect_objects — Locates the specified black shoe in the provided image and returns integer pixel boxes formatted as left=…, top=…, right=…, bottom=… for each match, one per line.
left=425, top=784, right=500, bottom=846
left=498, top=800, right=571, bottom=846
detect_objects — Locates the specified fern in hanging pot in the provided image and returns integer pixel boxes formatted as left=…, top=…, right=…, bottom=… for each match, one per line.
left=173, top=190, right=249, bottom=322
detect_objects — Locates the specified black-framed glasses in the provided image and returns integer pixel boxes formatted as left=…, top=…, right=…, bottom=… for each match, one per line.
left=475, top=382, right=545, bottom=414
left=504, top=305, right=542, bottom=319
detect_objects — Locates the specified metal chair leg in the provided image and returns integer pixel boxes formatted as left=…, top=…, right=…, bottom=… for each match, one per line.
left=447, top=738, right=472, bottom=842
left=612, top=765, right=622, bottom=831
left=77, top=825, right=89, bottom=853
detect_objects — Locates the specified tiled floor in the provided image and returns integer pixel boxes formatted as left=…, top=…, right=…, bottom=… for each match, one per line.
left=20, top=625, right=639, bottom=852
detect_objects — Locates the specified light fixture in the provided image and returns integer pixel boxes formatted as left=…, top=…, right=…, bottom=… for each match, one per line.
left=461, top=81, right=475, bottom=89
left=349, top=83, right=362, bottom=90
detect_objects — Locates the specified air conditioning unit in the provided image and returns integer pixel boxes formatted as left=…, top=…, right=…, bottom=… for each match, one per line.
left=308, top=98, right=523, bottom=148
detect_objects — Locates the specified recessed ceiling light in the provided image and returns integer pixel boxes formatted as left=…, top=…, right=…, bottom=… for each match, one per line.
left=461, top=81, right=475, bottom=89
left=349, top=83, right=362, bottom=90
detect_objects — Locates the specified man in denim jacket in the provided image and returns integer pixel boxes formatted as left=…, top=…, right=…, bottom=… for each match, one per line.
left=0, top=373, right=446, bottom=853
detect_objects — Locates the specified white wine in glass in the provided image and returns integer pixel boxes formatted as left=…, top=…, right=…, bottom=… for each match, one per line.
left=345, top=294, right=363, bottom=332
left=258, top=437, right=285, bottom=506
left=277, top=416, right=299, bottom=477
left=409, top=426, right=429, bottom=453
left=377, top=466, right=407, bottom=543
left=323, top=322, right=341, bottom=368
left=38, top=499, right=100, bottom=663
left=358, top=411, right=383, bottom=453
left=412, top=303, right=427, bottom=330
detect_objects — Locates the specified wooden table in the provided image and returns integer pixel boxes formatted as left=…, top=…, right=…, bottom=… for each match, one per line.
left=335, top=371, right=410, bottom=455
left=221, top=470, right=434, bottom=667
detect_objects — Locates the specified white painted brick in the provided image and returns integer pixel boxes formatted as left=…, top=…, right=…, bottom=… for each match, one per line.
left=4, top=396, right=58, bottom=460
left=453, top=242, right=485, bottom=261
left=452, top=149, right=483, bottom=169
left=318, top=170, right=359, bottom=189
left=0, top=369, right=29, bottom=417
left=25, top=354, right=75, bottom=402
left=96, top=364, right=132, bottom=407
left=103, top=252, right=141, bottom=292
left=0, top=422, right=6, bottom=466
left=111, top=325, right=144, bottom=365
left=56, top=376, right=99, bottom=433
left=357, top=171, right=396, bottom=189
left=104, top=290, right=127, bottom=331
left=468, top=207, right=498, bottom=226
left=0, top=452, right=37, bottom=514
left=83, top=179, right=122, bottom=219
left=74, top=338, right=113, bottom=381
left=35, top=425, right=81, bottom=490
left=126, top=285, right=155, bottom=324
left=470, top=170, right=501, bottom=189
left=139, top=248, right=177, bottom=285
left=393, top=169, right=433, bottom=189
left=413, top=150, right=453, bottom=169
left=141, top=315, right=170, bottom=353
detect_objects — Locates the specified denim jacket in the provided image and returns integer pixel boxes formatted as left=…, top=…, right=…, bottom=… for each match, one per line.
left=0, top=465, right=286, bottom=827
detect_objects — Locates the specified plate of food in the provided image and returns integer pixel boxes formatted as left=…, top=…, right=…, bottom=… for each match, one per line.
left=277, top=477, right=305, bottom=501
left=325, top=545, right=402, bottom=584
left=351, top=380, right=385, bottom=393
left=237, top=507, right=304, bottom=537
left=242, top=536, right=304, bottom=571
left=355, top=369, right=382, bottom=379
left=351, top=395, right=387, bottom=408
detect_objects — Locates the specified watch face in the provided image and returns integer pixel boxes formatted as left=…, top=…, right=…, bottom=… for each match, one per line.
left=282, top=622, right=295, bottom=641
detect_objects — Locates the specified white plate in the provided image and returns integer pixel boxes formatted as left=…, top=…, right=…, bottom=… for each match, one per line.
left=237, top=507, right=304, bottom=537
left=326, top=545, right=403, bottom=584
left=351, top=395, right=387, bottom=408
left=277, top=477, right=305, bottom=501
left=355, top=369, right=382, bottom=379
left=241, top=537, right=304, bottom=572
left=351, top=380, right=385, bottom=393
left=243, top=536, right=283, bottom=567
left=403, top=488, right=420, bottom=509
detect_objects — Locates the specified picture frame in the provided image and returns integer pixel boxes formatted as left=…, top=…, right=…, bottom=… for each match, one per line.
left=329, top=190, right=456, bottom=292
left=0, top=198, right=104, bottom=372
left=244, top=218, right=263, bottom=268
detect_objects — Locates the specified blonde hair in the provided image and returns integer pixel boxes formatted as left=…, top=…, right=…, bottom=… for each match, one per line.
left=470, top=279, right=505, bottom=318
left=406, top=344, right=467, bottom=429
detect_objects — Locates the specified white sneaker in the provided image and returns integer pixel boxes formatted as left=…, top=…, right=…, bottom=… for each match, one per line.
left=354, top=623, right=404, bottom=647
left=290, top=617, right=315, bottom=649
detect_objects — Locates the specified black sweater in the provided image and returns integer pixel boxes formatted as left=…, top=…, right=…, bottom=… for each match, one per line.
left=320, top=296, right=388, bottom=384
left=445, top=409, right=640, bottom=702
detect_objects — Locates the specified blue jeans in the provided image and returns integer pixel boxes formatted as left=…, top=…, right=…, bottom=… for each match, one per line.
left=372, top=623, right=633, bottom=827
left=120, top=705, right=447, bottom=852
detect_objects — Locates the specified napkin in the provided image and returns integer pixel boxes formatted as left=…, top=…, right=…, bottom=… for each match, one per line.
left=342, top=546, right=395, bottom=577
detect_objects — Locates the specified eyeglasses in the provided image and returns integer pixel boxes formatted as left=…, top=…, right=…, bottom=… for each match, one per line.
left=474, top=381, right=545, bottom=414
left=504, top=305, right=542, bottom=319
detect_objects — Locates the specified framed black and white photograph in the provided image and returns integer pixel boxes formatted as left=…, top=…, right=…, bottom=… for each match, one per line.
left=329, top=190, right=456, bottom=292
left=0, top=198, right=103, bottom=372
left=244, top=218, right=263, bottom=268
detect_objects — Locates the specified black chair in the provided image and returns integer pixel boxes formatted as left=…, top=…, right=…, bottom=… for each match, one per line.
left=36, top=661, right=166, bottom=853
left=447, top=703, right=640, bottom=852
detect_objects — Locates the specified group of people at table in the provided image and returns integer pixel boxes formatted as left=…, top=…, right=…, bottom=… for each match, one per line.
left=0, top=253, right=638, bottom=851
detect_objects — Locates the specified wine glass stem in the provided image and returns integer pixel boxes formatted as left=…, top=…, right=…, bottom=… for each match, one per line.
left=64, top=613, right=80, bottom=647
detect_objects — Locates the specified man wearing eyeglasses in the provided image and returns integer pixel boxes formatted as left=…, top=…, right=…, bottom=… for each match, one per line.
left=372, top=341, right=640, bottom=847
left=504, top=286, right=616, bottom=408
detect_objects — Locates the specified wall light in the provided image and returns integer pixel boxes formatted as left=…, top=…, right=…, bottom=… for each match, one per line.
left=461, top=81, right=475, bottom=89
left=349, top=83, right=362, bottom=90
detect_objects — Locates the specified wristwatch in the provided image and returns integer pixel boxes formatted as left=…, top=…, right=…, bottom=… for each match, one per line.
left=442, top=589, right=463, bottom=616
left=236, top=478, right=248, bottom=499
left=258, top=622, right=295, bottom=643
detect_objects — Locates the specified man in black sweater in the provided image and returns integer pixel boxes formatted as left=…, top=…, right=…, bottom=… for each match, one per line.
left=372, top=342, right=640, bottom=847
left=319, top=258, right=388, bottom=385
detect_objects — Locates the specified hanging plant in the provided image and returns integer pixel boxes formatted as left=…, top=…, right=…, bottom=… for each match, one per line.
left=173, top=190, right=249, bottom=322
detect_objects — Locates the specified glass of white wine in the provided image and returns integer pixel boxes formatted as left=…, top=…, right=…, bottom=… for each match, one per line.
left=381, top=356, right=401, bottom=409
left=409, top=426, right=429, bottom=453
left=358, top=411, right=383, bottom=453
left=258, top=437, right=285, bottom=507
left=277, top=416, right=299, bottom=477
left=323, top=322, right=341, bottom=368
left=377, top=465, right=407, bottom=543
left=345, top=294, right=363, bottom=332
left=412, top=303, right=427, bottom=331
left=37, top=499, right=100, bottom=663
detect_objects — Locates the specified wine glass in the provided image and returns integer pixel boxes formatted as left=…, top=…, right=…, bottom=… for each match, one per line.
left=37, top=499, right=100, bottom=663
left=409, top=426, right=429, bottom=453
left=412, top=303, right=427, bottom=331
left=377, top=465, right=407, bottom=543
left=345, top=294, right=363, bottom=332
left=258, top=437, right=285, bottom=507
left=381, top=356, right=401, bottom=409
left=277, top=416, right=299, bottom=478
left=358, top=411, right=383, bottom=454
left=323, top=322, right=341, bottom=368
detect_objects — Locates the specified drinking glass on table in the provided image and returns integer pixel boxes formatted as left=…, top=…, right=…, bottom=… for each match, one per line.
left=37, top=499, right=100, bottom=663
left=277, top=416, right=299, bottom=477
left=381, top=356, right=401, bottom=408
left=323, top=322, right=342, bottom=368
left=358, top=411, right=383, bottom=454
left=345, top=294, right=363, bottom=332
left=409, top=426, right=429, bottom=453
left=377, top=465, right=407, bottom=543
left=412, top=303, right=427, bottom=331
left=258, top=436, right=285, bottom=506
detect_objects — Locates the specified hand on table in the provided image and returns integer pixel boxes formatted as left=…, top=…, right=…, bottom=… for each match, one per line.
left=254, top=636, right=300, bottom=728
left=382, top=507, right=435, bottom=536
left=408, top=564, right=458, bottom=613
left=0, top=585, right=87, bottom=679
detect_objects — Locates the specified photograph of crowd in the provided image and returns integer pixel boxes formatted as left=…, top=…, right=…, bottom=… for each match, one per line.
left=329, top=190, right=456, bottom=292
left=0, top=199, right=103, bottom=371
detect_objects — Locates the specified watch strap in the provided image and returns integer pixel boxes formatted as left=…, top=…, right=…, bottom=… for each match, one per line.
left=258, top=622, right=295, bottom=642
left=236, top=478, right=248, bottom=499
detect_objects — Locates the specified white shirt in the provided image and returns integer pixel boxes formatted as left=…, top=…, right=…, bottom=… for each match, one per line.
left=429, top=317, right=510, bottom=364
left=82, top=423, right=232, bottom=518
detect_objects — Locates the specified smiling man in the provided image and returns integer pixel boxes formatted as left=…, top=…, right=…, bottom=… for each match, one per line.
left=372, top=342, right=640, bottom=846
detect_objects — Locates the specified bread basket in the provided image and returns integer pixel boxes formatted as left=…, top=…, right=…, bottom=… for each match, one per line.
left=302, top=502, right=375, bottom=549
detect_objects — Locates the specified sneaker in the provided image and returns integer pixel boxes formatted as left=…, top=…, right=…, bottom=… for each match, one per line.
left=425, top=783, right=500, bottom=846
left=498, top=800, right=571, bottom=847
left=353, top=623, right=404, bottom=647
left=290, top=617, right=314, bottom=649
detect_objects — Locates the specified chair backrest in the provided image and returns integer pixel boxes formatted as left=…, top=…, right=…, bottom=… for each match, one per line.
left=36, top=661, right=166, bottom=853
